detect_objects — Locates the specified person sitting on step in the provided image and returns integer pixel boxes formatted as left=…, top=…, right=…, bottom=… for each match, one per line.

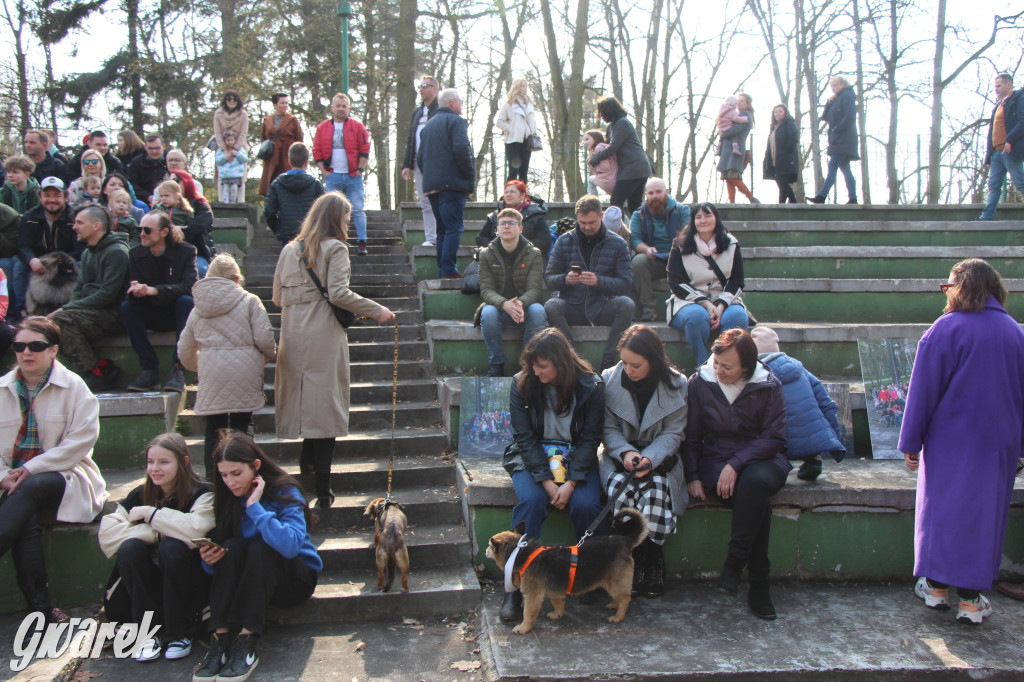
left=474, top=207, right=547, bottom=377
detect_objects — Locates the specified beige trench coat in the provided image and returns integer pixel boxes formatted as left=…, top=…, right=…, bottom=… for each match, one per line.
left=272, top=238, right=383, bottom=438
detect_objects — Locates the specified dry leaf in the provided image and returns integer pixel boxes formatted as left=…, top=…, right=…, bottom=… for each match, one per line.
left=354, top=641, right=366, bottom=652
left=450, top=660, right=481, bottom=672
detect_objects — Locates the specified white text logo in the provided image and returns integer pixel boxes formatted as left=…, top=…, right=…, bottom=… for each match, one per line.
left=11, top=611, right=161, bottom=672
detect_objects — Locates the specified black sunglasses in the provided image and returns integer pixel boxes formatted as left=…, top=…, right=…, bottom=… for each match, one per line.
left=13, top=341, right=54, bottom=353
left=140, top=226, right=164, bottom=235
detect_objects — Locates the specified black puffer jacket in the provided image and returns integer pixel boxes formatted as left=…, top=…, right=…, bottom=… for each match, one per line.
left=416, top=107, right=475, bottom=195
left=180, top=199, right=215, bottom=261
left=264, top=171, right=325, bottom=241
left=17, top=204, right=83, bottom=263
left=126, top=155, right=168, bottom=203
left=544, top=225, right=632, bottom=323
left=476, top=196, right=550, bottom=255
left=683, top=360, right=790, bottom=486
left=763, top=117, right=799, bottom=182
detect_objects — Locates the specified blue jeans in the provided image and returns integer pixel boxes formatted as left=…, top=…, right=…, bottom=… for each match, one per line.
left=479, top=302, right=547, bottom=366
left=818, top=154, right=857, bottom=201
left=980, top=150, right=1024, bottom=220
left=670, top=303, right=749, bottom=367
left=196, top=256, right=209, bottom=279
left=428, top=191, right=466, bottom=277
left=11, top=258, right=28, bottom=315
left=121, top=295, right=194, bottom=371
left=544, top=295, right=636, bottom=369
left=325, top=173, right=367, bottom=241
left=511, top=469, right=604, bottom=541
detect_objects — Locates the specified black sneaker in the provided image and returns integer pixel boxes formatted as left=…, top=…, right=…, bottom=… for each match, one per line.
left=218, top=632, right=259, bottom=682
left=748, top=583, right=777, bottom=620
left=163, top=363, right=185, bottom=393
left=126, top=369, right=161, bottom=392
left=486, top=363, right=504, bottom=377
left=357, top=240, right=367, bottom=256
left=192, top=632, right=229, bottom=681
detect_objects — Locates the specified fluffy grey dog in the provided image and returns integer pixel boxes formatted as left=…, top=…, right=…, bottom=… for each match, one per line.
left=26, top=251, right=79, bottom=316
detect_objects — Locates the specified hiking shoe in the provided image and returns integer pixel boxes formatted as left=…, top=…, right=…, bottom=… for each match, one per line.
left=84, top=360, right=122, bottom=392
left=797, top=458, right=823, bottom=482
left=164, top=636, right=192, bottom=660
left=163, top=363, right=185, bottom=393
left=357, top=240, right=367, bottom=256
left=487, top=363, right=505, bottom=377
left=133, top=638, right=162, bottom=662
left=192, top=632, right=229, bottom=680
left=218, top=632, right=259, bottom=682
left=956, top=595, right=992, bottom=625
left=45, top=607, right=70, bottom=624
left=915, top=577, right=950, bottom=610
left=127, top=369, right=161, bottom=392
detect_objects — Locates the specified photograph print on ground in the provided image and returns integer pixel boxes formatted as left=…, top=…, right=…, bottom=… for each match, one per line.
left=857, top=338, right=918, bottom=460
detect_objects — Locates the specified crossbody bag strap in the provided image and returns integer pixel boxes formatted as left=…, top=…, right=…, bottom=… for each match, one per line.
left=703, top=255, right=729, bottom=289
left=297, top=240, right=331, bottom=302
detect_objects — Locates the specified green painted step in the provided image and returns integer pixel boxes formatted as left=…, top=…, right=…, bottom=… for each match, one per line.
left=732, top=220, right=1024, bottom=247
left=95, top=391, right=184, bottom=469
left=185, top=429, right=450, bottom=462
left=743, top=246, right=1024, bottom=279
left=177, top=402, right=443, bottom=436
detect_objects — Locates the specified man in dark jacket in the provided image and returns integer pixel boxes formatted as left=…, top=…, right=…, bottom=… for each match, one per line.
left=401, top=75, right=440, bottom=247
left=23, top=130, right=67, bottom=184
left=979, top=73, right=1024, bottom=221
left=13, top=177, right=82, bottom=317
left=544, top=194, right=634, bottom=370
left=66, top=131, right=125, bottom=180
left=417, top=88, right=475, bottom=278
left=122, top=211, right=198, bottom=393
left=51, top=204, right=131, bottom=391
left=808, top=76, right=859, bottom=204
left=265, top=142, right=325, bottom=245
left=126, top=134, right=169, bottom=204
left=628, top=177, right=689, bottom=321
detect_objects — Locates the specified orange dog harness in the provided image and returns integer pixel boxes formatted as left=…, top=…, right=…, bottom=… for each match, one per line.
left=517, top=545, right=579, bottom=595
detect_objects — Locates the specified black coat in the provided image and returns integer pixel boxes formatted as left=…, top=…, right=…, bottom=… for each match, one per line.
left=763, top=117, right=799, bottom=182
left=264, top=171, right=325, bottom=240
left=544, top=225, right=632, bottom=322
left=416, top=107, right=475, bottom=195
left=30, top=154, right=68, bottom=184
left=401, top=98, right=439, bottom=171
left=66, top=148, right=125, bottom=180
left=683, top=362, right=790, bottom=487
left=985, top=89, right=1024, bottom=165
left=476, top=196, right=550, bottom=256
left=126, top=155, right=168, bottom=203
left=127, top=241, right=198, bottom=305
left=822, top=86, right=859, bottom=160
left=181, top=199, right=215, bottom=261
left=17, top=204, right=83, bottom=264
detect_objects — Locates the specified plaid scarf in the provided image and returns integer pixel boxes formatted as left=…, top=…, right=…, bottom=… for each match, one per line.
left=11, top=365, right=53, bottom=468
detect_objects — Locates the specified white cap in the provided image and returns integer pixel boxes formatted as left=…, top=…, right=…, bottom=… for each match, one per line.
left=40, top=176, right=65, bottom=191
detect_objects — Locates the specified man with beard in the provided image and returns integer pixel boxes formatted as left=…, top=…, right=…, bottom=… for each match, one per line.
left=629, top=178, right=689, bottom=322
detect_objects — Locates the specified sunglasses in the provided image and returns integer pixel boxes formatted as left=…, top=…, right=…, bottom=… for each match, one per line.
left=418, top=83, right=436, bottom=89
left=82, top=159, right=100, bottom=166
left=140, top=226, right=163, bottom=235
left=939, top=283, right=954, bottom=294
left=13, top=341, right=54, bottom=353
left=225, top=96, right=238, bottom=101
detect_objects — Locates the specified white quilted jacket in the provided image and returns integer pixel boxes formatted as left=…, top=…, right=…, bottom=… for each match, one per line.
left=178, top=276, right=277, bottom=415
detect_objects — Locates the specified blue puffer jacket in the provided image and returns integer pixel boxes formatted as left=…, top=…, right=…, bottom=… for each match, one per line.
left=544, top=224, right=632, bottom=323
left=759, top=352, right=846, bottom=461
left=416, top=107, right=475, bottom=195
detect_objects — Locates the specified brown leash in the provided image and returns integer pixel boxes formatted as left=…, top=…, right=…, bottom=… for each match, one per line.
left=385, top=318, right=398, bottom=503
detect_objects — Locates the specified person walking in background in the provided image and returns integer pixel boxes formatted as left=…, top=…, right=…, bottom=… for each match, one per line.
left=265, top=142, right=325, bottom=246
left=763, top=104, right=800, bottom=203
left=583, top=129, right=617, bottom=197
left=213, top=90, right=249, bottom=152
left=401, top=75, right=440, bottom=248
left=417, top=88, right=475, bottom=279
left=808, top=76, right=859, bottom=204
left=900, top=258, right=1024, bottom=626
left=588, top=95, right=651, bottom=217
left=629, top=178, right=689, bottom=323
left=258, top=93, right=303, bottom=197
left=978, top=73, right=1023, bottom=221
left=313, top=93, right=371, bottom=255
left=715, top=95, right=749, bottom=157
left=215, top=131, right=248, bottom=204
left=493, top=78, right=539, bottom=182
left=716, top=93, right=758, bottom=204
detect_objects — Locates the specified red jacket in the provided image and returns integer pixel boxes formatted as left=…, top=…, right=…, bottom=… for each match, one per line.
left=312, top=117, right=370, bottom=176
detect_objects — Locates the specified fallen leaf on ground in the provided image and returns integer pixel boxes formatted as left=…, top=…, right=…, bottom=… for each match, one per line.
left=450, top=660, right=481, bottom=672
left=354, top=641, right=366, bottom=652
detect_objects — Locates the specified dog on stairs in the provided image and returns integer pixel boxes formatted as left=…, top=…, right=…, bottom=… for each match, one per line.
left=486, top=507, right=649, bottom=633
left=364, top=497, right=410, bottom=592
left=26, top=251, right=79, bottom=316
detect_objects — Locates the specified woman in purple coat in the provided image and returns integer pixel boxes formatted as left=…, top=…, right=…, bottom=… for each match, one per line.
left=899, top=258, right=1024, bottom=626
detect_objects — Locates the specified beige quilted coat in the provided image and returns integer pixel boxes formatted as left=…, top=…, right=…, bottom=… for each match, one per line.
left=272, top=238, right=383, bottom=438
left=178, top=276, right=277, bottom=415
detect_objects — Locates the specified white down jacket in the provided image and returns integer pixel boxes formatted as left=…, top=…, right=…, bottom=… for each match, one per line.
left=178, top=276, right=277, bottom=415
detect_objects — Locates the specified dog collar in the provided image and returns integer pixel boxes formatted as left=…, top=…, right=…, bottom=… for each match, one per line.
left=504, top=536, right=529, bottom=593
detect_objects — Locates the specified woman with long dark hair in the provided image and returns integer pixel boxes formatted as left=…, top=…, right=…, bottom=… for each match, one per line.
left=193, top=432, right=321, bottom=681
left=666, top=202, right=749, bottom=368
left=98, top=432, right=213, bottom=662
left=588, top=95, right=652, bottom=216
left=214, top=90, right=249, bottom=152
left=763, top=104, right=800, bottom=203
left=600, top=325, right=688, bottom=598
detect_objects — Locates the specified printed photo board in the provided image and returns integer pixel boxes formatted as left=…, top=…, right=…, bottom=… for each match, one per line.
left=857, top=338, right=918, bottom=460
left=458, top=377, right=514, bottom=458
left=822, top=383, right=854, bottom=458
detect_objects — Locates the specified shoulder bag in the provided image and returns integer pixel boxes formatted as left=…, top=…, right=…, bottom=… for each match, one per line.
left=257, top=124, right=283, bottom=161
left=461, top=249, right=481, bottom=295
left=297, top=240, right=356, bottom=328
left=704, top=254, right=757, bottom=327
left=527, top=134, right=543, bottom=151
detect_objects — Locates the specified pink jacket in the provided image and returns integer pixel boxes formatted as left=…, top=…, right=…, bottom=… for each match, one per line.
left=590, top=142, right=618, bottom=194
left=716, top=103, right=748, bottom=133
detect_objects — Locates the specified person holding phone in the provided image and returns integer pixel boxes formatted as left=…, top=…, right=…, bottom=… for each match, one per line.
left=193, top=432, right=321, bottom=682
left=97, top=432, right=213, bottom=662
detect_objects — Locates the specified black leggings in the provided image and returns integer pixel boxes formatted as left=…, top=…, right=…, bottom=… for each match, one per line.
left=775, top=179, right=797, bottom=203
left=204, top=412, right=255, bottom=480
left=209, top=537, right=318, bottom=635
left=0, top=471, right=67, bottom=610
left=300, top=437, right=335, bottom=475
left=505, top=142, right=532, bottom=182
left=609, top=176, right=648, bottom=217
left=718, top=461, right=787, bottom=584
left=116, top=537, right=210, bottom=639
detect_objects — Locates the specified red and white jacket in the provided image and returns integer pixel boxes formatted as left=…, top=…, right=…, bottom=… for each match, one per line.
left=312, top=117, right=370, bottom=176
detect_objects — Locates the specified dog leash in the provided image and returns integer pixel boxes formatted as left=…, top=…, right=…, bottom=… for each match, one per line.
left=384, top=318, right=398, bottom=504
left=576, top=461, right=651, bottom=547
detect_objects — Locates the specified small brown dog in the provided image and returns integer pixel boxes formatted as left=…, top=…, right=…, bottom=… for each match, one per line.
left=26, top=251, right=79, bottom=316
left=486, top=507, right=648, bottom=633
left=364, top=497, right=410, bottom=592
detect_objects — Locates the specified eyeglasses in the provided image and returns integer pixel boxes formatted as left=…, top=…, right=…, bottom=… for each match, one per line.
left=940, top=283, right=954, bottom=294
left=496, top=221, right=519, bottom=227
left=82, top=159, right=100, bottom=166
left=13, top=341, right=54, bottom=353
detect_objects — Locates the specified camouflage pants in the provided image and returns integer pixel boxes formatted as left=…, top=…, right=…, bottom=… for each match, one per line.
left=52, top=306, right=122, bottom=374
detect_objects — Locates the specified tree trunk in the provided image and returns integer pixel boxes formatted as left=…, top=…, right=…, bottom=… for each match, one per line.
left=394, top=0, right=417, bottom=205
left=927, top=0, right=945, bottom=204
left=126, top=0, right=143, bottom=131
left=852, top=0, right=870, bottom=204
left=2, top=0, right=31, bottom=133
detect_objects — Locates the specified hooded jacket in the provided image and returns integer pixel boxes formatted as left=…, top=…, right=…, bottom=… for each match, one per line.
left=178, top=276, right=277, bottom=415
left=476, top=196, right=550, bottom=255
left=759, top=352, right=845, bottom=461
left=683, top=358, right=789, bottom=486
left=629, top=196, right=689, bottom=255
left=264, top=170, right=325, bottom=239
left=1, top=177, right=40, bottom=214
left=544, top=225, right=632, bottom=323
left=64, top=230, right=129, bottom=311
left=823, top=86, right=860, bottom=160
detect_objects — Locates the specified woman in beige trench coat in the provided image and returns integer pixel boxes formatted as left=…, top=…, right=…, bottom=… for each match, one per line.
left=272, top=192, right=395, bottom=508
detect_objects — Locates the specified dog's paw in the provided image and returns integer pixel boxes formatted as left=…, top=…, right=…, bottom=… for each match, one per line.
left=607, top=614, right=625, bottom=623
left=511, top=624, right=532, bottom=634
left=546, top=612, right=562, bottom=621
left=604, top=603, right=617, bottom=610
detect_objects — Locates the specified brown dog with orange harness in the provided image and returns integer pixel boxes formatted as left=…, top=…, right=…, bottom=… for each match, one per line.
left=364, top=497, right=410, bottom=592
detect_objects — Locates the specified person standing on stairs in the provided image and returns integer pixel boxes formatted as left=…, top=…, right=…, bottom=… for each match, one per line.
left=401, top=75, right=440, bottom=248
left=264, top=143, right=324, bottom=246
left=978, top=73, right=1024, bottom=221
left=807, top=76, right=859, bottom=205
left=312, top=93, right=371, bottom=256
left=272, top=192, right=395, bottom=509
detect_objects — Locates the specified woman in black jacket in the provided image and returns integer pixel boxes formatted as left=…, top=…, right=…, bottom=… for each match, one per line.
left=588, top=95, right=652, bottom=216
left=475, top=180, right=550, bottom=257
left=763, top=104, right=800, bottom=203
left=683, top=329, right=789, bottom=620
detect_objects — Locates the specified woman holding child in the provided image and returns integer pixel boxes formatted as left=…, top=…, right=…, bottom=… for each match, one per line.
left=716, top=93, right=759, bottom=204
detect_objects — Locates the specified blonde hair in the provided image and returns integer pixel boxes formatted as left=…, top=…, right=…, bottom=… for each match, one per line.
left=80, top=148, right=107, bottom=177
left=207, top=253, right=244, bottom=286
left=293, top=191, right=351, bottom=270
left=108, top=188, right=131, bottom=205
left=156, top=180, right=193, bottom=215
left=506, top=78, right=530, bottom=104
left=81, top=175, right=102, bottom=189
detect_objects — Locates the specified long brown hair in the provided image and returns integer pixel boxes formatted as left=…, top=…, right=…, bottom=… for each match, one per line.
left=944, top=258, right=1007, bottom=313
left=294, top=192, right=351, bottom=270
left=142, top=432, right=204, bottom=508
left=517, top=328, right=595, bottom=416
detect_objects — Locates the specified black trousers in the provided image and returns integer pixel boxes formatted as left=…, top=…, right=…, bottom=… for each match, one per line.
left=299, top=438, right=335, bottom=475
left=209, top=537, right=318, bottom=635
left=116, top=537, right=210, bottom=639
left=718, top=461, right=787, bottom=584
left=609, top=176, right=648, bottom=217
left=775, top=179, right=797, bottom=203
left=505, top=142, right=532, bottom=182
left=204, top=412, right=255, bottom=480
left=0, top=472, right=66, bottom=611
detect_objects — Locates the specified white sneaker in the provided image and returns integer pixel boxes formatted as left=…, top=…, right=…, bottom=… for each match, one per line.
left=133, top=638, right=162, bottom=662
left=956, top=594, right=993, bottom=625
left=164, top=636, right=192, bottom=659
left=914, top=577, right=950, bottom=610
left=422, top=240, right=435, bottom=247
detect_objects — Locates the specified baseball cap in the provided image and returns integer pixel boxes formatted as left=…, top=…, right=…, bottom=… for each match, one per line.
left=40, top=176, right=65, bottom=191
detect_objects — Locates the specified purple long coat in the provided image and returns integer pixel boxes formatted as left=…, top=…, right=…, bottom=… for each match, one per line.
left=898, top=296, right=1024, bottom=591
